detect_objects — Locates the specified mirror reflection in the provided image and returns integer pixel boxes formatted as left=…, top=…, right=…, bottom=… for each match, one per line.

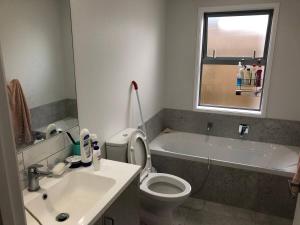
left=0, top=0, right=78, bottom=150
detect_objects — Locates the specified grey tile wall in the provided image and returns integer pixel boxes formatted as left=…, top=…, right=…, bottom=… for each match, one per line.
left=17, top=126, right=80, bottom=190
left=143, top=108, right=300, bottom=147
left=163, top=108, right=300, bottom=147
left=152, top=154, right=296, bottom=219
left=66, top=99, right=78, bottom=118
left=140, top=109, right=164, bottom=142
left=30, top=98, right=78, bottom=130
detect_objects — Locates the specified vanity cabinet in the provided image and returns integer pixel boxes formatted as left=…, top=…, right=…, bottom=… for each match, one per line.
left=94, top=177, right=140, bottom=225
left=293, top=195, right=300, bottom=225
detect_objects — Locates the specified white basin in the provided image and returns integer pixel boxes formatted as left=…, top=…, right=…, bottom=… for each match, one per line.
left=26, top=172, right=115, bottom=224
left=23, top=159, right=140, bottom=225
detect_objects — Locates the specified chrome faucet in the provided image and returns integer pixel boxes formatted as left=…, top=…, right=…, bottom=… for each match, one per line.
left=27, top=164, right=52, bottom=192
left=239, top=124, right=249, bottom=137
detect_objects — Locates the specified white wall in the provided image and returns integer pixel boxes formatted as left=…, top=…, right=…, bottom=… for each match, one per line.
left=60, top=0, right=77, bottom=100
left=70, top=0, right=166, bottom=142
left=0, top=0, right=76, bottom=109
left=164, top=0, right=300, bottom=121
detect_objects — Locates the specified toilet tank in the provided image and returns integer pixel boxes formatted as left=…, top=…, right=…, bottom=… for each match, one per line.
left=106, top=128, right=137, bottom=163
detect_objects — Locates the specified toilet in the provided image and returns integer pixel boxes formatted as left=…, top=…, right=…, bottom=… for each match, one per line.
left=106, top=128, right=191, bottom=225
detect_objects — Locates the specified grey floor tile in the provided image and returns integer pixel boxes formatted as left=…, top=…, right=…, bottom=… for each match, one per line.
left=173, top=199, right=292, bottom=225
left=254, top=212, right=293, bottom=225
left=185, top=210, right=255, bottom=225
left=182, top=198, right=205, bottom=211
left=173, top=207, right=190, bottom=225
left=184, top=210, right=204, bottom=225
left=203, top=200, right=255, bottom=221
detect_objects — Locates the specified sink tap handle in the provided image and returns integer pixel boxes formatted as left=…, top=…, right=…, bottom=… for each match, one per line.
left=27, top=164, right=52, bottom=192
left=28, top=164, right=43, bottom=173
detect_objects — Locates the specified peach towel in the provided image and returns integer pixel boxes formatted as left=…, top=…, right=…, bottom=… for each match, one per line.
left=6, top=79, right=33, bottom=145
left=292, top=154, right=300, bottom=184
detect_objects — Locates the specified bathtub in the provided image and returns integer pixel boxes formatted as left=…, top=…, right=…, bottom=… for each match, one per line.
left=149, top=131, right=300, bottom=177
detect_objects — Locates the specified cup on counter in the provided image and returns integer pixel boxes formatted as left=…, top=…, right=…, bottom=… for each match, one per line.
left=72, top=141, right=81, bottom=156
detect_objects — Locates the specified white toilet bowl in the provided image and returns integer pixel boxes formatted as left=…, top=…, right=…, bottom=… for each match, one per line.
left=140, top=172, right=191, bottom=225
left=106, top=128, right=192, bottom=225
left=141, top=173, right=191, bottom=204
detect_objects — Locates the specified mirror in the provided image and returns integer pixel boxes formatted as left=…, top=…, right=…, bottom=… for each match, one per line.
left=0, top=0, right=78, bottom=150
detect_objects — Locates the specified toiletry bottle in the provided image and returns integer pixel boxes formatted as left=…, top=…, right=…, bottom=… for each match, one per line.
left=93, top=145, right=101, bottom=171
left=240, top=65, right=245, bottom=85
left=46, top=124, right=57, bottom=139
left=256, top=67, right=262, bottom=87
left=251, top=64, right=257, bottom=85
left=256, top=63, right=263, bottom=87
left=80, top=129, right=92, bottom=167
left=236, top=61, right=243, bottom=87
left=238, top=61, right=242, bottom=68
left=244, top=67, right=251, bottom=85
left=90, top=134, right=98, bottom=149
left=236, top=73, right=242, bottom=87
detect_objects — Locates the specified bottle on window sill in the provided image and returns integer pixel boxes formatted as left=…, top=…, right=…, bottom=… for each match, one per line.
left=255, top=62, right=263, bottom=87
left=236, top=61, right=243, bottom=87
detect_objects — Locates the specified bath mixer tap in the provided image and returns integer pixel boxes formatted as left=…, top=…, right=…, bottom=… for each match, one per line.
left=28, top=164, right=52, bottom=192
left=207, top=122, right=213, bottom=132
left=239, top=124, right=249, bottom=137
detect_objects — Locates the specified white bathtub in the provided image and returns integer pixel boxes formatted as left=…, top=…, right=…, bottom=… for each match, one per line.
left=149, top=131, right=300, bottom=177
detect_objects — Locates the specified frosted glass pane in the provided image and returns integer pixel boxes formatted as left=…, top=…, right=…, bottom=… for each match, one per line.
left=207, top=15, right=269, bottom=58
left=200, top=64, right=264, bottom=110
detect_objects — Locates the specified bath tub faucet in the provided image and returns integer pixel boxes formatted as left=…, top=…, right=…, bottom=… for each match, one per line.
left=28, top=164, right=52, bottom=192
left=207, top=122, right=213, bottom=132
left=239, top=124, right=249, bottom=137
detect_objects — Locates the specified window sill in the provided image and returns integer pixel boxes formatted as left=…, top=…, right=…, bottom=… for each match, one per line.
left=194, top=105, right=264, bottom=117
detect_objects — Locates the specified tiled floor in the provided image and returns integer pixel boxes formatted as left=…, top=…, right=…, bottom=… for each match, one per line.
left=174, top=198, right=293, bottom=225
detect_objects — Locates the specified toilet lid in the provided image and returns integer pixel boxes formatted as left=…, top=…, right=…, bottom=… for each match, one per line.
left=128, top=129, right=152, bottom=180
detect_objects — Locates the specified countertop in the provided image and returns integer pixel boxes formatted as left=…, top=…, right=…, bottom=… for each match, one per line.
left=23, top=159, right=141, bottom=225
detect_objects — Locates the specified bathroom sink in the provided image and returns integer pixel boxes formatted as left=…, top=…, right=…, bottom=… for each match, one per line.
left=26, top=172, right=115, bottom=224
left=23, top=159, right=140, bottom=225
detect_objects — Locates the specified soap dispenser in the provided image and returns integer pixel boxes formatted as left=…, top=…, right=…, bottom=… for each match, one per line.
left=80, top=129, right=92, bottom=167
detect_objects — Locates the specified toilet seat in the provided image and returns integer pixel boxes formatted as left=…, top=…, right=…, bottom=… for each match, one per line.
left=128, top=130, right=152, bottom=181
left=140, top=173, right=191, bottom=202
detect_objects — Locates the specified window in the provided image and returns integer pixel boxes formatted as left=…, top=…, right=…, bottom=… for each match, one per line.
left=195, top=8, right=276, bottom=116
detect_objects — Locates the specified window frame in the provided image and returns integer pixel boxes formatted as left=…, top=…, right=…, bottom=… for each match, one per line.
left=193, top=4, right=280, bottom=117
